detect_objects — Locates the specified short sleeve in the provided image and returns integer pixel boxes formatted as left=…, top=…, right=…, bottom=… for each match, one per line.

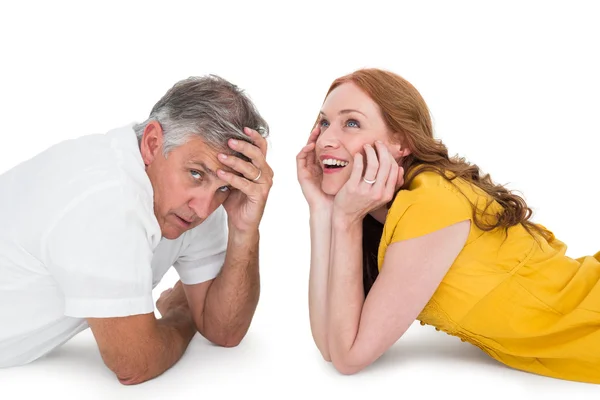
left=385, top=185, right=472, bottom=244
left=173, top=206, right=228, bottom=285
left=42, top=184, right=159, bottom=319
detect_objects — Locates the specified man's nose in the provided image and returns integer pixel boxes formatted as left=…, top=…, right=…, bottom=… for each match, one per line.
left=188, top=192, right=215, bottom=221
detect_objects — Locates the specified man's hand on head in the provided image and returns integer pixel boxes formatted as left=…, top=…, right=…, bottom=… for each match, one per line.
left=216, top=127, right=274, bottom=235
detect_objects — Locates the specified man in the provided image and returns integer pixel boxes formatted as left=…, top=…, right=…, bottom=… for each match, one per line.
left=0, top=75, right=273, bottom=385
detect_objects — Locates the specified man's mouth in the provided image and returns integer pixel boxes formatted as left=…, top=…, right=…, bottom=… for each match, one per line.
left=175, top=215, right=193, bottom=226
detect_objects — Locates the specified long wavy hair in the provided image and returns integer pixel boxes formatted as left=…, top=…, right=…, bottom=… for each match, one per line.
left=320, top=68, right=553, bottom=296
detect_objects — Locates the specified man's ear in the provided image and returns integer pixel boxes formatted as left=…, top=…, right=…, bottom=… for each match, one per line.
left=140, top=121, right=164, bottom=166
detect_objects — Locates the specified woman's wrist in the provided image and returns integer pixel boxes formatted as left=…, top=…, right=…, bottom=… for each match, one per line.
left=332, top=208, right=363, bottom=231
left=309, top=203, right=334, bottom=220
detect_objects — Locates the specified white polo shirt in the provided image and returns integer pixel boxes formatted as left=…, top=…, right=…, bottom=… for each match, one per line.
left=0, top=124, right=228, bottom=367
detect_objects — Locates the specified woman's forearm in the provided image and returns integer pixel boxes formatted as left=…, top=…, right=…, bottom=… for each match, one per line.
left=327, top=211, right=365, bottom=371
left=308, top=206, right=334, bottom=361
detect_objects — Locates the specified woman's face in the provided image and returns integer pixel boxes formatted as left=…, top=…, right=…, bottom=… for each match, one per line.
left=315, top=82, right=401, bottom=195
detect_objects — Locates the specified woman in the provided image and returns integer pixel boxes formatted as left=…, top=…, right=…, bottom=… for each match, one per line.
left=296, top=68, right=600, bottom=384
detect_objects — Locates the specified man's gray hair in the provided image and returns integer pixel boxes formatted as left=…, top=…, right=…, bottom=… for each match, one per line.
left=133, top=75, right=269, bottom=158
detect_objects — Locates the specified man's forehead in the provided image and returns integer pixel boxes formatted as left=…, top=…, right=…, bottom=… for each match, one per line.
left=186, top=154, right=239, bottom=177
left=180, top=137, right=243, bottom=176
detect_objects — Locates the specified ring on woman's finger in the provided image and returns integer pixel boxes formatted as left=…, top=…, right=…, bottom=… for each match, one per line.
left=363, top=177, right=376, bottom=184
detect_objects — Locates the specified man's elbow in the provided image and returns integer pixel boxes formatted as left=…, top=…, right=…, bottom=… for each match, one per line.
left=201, top=325, right=248, bottom=348
left=218, top=337, right=242, bottom=348
left=211, top=331, right=246, bottom=348
left=117, top=372, right=151, bottom=386
left=195, top=312, right=253, bottom=348
left=102, top=356, right=153, bottom=385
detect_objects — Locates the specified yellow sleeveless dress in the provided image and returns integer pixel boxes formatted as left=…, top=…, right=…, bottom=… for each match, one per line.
left=377, top=170, right=600, bottom=384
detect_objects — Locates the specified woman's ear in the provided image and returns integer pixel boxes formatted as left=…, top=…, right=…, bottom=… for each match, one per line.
left=390, top=142, right=411, bottom=161
left=399, top=146, right=411, bottom=158
left=390, top=133, right=412, bottom=161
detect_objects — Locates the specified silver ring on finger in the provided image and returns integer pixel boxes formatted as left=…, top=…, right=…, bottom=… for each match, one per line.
left=363, top=177, right=376, bottom=184
left=252, top=169, right=262, bottom=182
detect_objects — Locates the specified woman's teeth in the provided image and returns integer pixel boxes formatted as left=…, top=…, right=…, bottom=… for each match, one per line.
left=322, top=159, right=349, bottom=168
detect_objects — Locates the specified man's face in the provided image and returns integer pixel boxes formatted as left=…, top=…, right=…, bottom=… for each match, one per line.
left=141, top=122, right=233, bottom=240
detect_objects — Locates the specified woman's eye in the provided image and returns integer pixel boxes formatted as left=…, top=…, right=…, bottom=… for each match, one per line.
left=319, top=119, right=330, bottom=128
left=218, top=186, right=230, bottom=193
left=346, top=119, right=360, bottom=128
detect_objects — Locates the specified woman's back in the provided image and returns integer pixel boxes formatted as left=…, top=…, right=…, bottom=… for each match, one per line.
left=378, top=169, right=600, bottom=383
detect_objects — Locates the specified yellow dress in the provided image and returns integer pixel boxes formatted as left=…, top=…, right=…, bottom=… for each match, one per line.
left=377, top=169, right=600, bottom=384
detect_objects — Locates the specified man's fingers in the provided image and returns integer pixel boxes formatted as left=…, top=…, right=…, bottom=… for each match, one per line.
left=227, top=137, right=273, bottom=180
left=243, top=127, right=268, bottom=156
left=218, top=169, right=262, bottom=196
left=219, top=153, right=263, bottom=183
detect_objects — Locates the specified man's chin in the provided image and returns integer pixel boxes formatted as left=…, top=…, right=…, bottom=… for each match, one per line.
left=160, top=225, right=186, bottom=240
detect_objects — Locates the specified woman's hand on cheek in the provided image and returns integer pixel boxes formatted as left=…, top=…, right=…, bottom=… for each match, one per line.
left=296, top=126, right=334, bottom=211
left=333, top=140, right=404, bottom=225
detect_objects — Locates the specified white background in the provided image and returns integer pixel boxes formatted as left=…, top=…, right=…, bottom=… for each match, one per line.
left=1, top=0, right=599, bottom=398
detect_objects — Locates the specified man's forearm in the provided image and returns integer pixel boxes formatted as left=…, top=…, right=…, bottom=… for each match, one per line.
left=146, top=308, right=196, bottom=378
left=156, top=285, right=197, bottom=357
left=93, top=306, right=196, bottom=385
left=201, top=229, right=260, bottom=347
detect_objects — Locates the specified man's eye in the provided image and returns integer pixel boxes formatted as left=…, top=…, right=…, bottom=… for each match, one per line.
left=191, top=170, right=203, bottom=180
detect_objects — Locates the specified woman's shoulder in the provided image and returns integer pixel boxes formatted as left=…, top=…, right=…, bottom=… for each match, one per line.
left=390, top=169, right=470, bottom=214
left=382, top=169, right=475, bottom=243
